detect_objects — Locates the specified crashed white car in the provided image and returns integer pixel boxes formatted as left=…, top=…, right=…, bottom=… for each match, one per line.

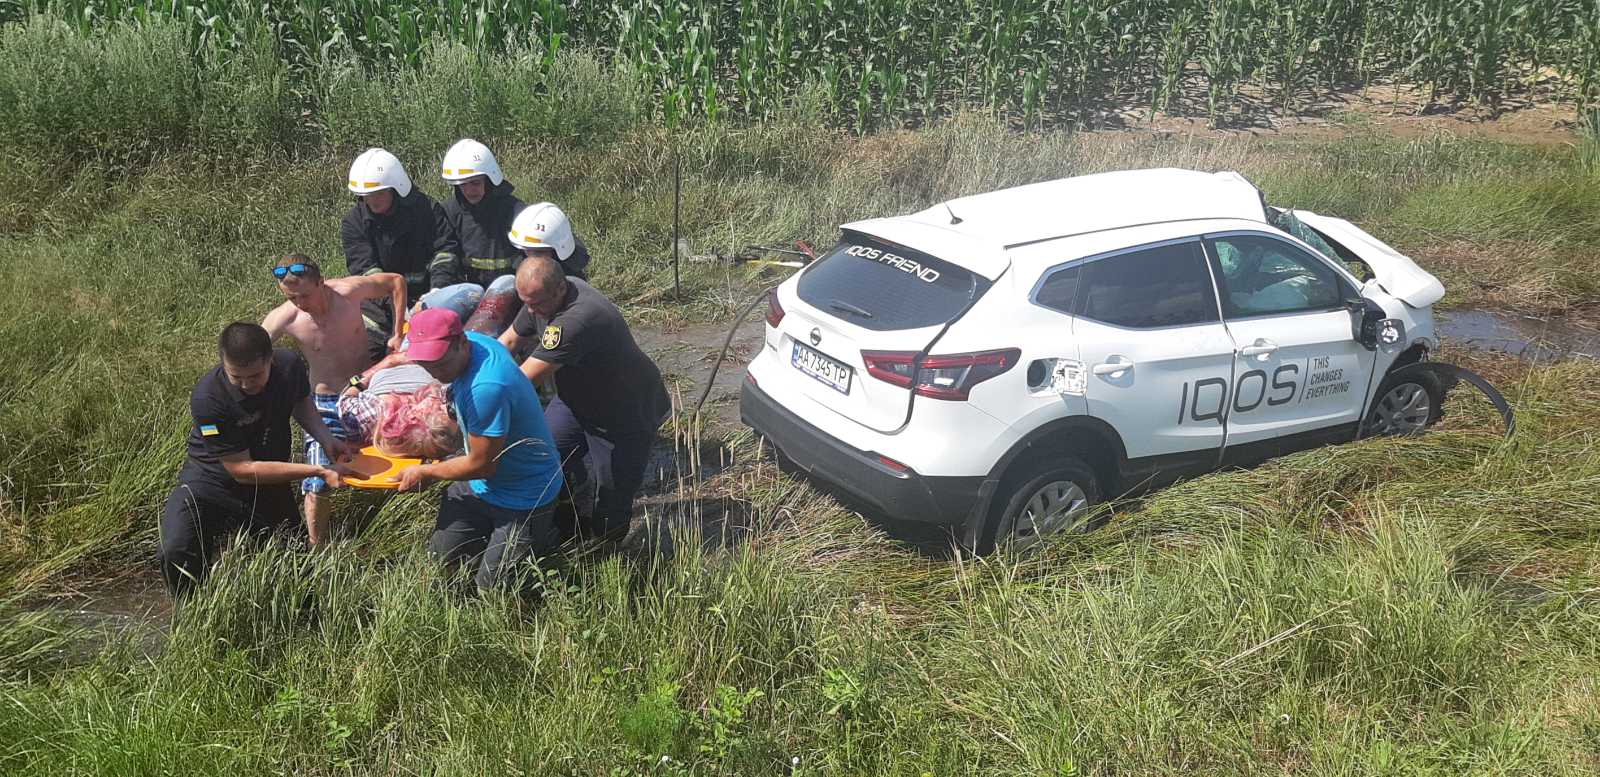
left=741, top=168, right=1447, bottom=551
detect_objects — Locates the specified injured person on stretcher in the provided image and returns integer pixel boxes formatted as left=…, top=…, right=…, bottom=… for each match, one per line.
left=341, top=274, right=526, bottom=462
left=338, top=356, right=461, bottom=459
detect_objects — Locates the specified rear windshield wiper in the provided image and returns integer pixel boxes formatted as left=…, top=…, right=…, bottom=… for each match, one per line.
left=827, top=299, right=875, bottom=319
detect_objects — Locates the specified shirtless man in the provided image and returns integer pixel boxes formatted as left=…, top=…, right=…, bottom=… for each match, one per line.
left=262, top=254, right=408, bottom=545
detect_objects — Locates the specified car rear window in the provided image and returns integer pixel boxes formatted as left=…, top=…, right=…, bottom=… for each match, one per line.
left=796, top=234, right=991, bottom=331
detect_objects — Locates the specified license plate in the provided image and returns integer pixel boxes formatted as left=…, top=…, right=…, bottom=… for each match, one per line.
left=791, top=342, right=852, bottom=394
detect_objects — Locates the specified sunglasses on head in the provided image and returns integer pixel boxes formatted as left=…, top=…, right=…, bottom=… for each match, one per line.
left=272, top=263, right=311, bottom=279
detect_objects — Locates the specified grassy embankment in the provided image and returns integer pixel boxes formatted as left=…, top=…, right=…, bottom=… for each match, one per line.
left=4, top=357, right=1600, bottom=773
left=2, top=14, right=1600, bottom=776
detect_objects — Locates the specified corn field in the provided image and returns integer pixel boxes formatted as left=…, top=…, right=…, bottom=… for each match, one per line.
left=10, top=0, right=1600, bottom=128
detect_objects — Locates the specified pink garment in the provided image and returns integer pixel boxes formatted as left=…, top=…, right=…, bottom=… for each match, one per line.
left=372, top=384, right=462, bottom=459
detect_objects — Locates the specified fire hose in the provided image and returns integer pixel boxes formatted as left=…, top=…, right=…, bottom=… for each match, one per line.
left=690, top=243, right=814, bottom=417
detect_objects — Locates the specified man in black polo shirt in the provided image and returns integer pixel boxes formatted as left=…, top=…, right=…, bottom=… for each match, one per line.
left=157, top=322, right=352, bottom=596
left=499, top=257, right=670, bottom=542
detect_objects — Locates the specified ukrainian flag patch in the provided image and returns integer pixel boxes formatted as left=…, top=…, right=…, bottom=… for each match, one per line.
left=200, top=424, right=220, bottom=437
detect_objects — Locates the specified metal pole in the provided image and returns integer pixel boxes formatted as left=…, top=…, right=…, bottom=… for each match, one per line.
left=672, top=143, right=681, bottom=298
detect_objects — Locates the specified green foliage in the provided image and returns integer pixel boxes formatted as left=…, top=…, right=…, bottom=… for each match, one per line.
left=619, top=680, right=688, bottom=757
left=0, top=14, right=291, bottom=166
left=4, top=0, right=1600, bottom=153
left=314, top=40, right=645, bottom=160
left=696, top=684, right=763, bottom=761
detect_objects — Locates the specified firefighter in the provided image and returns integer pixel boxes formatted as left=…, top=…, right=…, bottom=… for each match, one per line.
left=340, top=147, right=457, bottom=360
left=432, top=138, right=592, bottom=288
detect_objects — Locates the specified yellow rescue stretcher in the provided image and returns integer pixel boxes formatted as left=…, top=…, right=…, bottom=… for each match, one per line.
left=342, top=445, right=423, bottom=490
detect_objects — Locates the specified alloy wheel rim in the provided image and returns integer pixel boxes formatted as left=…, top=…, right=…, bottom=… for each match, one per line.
left=1372, top=382, right=1432, bottom=435
left=1007, top=479, right=1089, bottom=551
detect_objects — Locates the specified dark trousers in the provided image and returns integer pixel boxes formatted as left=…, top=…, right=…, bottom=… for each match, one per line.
left=428, top=481, right=559, bottom=590
left=361, top=298, right=396, bottom=362
left=545, top=396, right=657, bottom=542
left=158, top=480, right=298, bottom=597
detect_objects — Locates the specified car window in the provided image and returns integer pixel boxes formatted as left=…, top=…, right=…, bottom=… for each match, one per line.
left=1077, top=241, right=1218, bottom=329
left=796, top=234, right=991, bottom=331
left=1209, top=234, right=1345, bottom=318
left=1268, top=208, right=1372, bottom=280
left=1033, top=265, right=1079, bottom=315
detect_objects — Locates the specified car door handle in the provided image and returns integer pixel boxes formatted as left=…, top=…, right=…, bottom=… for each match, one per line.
left=1092, top=360, right=1134, bottom=376
left=1238, top=340, right=1279, bottom=358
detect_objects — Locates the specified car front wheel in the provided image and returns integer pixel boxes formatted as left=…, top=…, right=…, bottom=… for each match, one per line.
left=1363, top=370, right=1445, bottom=437
left=976, top=456, right=1102, bottom=554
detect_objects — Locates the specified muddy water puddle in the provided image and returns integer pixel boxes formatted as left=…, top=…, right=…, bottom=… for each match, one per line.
left=1438, top=309, right=1598, bottom=361
left=17, top=573, right=173, bottom=661
left=633, top=315, right=766, bottom=432
left=640, top=439, right=736, bottom=495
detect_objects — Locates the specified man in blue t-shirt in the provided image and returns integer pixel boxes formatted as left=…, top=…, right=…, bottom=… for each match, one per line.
left=394, top=307, right=563, bottom=590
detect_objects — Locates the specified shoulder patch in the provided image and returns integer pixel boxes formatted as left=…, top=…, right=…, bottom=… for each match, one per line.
left=200, top=424, right=220, bottom=437
left=541, top=325, right=562, bottom=350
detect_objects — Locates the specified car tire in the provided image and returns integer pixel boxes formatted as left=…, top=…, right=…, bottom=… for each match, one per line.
left=975, top=455, right=1102, bottom=555
left=1362, top=369, right=1445, bottom=437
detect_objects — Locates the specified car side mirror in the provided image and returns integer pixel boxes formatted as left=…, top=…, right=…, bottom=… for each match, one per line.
left=1347, top=296, right=1384, bottom=349
left=1349, top=297, right=1405, bottom=351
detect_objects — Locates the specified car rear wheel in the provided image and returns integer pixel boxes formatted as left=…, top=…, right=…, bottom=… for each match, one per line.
left=1363, top=370, right=1444, bottom=437
left=977, top=456, right=1102, bottom=554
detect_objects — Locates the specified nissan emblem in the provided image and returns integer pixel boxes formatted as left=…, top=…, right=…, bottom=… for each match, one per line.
left=809, top=328, right=822, bottom=346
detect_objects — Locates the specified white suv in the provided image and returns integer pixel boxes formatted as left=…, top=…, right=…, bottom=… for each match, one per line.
left=740, top=168, right=1448, bottom=552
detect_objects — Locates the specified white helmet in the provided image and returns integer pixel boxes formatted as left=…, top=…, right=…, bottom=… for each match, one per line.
left=347, top=148, right=412, bottom=198
left=508, top=202, right=575, bottom=261
left=441, top=138, right=504, bottom=186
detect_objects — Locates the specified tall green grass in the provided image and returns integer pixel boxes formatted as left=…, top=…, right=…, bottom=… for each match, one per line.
left=4, top=356, right=1599, bottom=773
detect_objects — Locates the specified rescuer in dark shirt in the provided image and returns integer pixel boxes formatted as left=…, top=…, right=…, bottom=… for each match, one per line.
left=499, top=253, right=670, bottom=542
left=157, top=323, right=351, bottom=596
left=340, top=147, right=457, bottom=360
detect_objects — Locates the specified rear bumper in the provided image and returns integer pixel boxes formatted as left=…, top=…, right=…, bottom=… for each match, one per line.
left=741, top=380, right=984, bottom=525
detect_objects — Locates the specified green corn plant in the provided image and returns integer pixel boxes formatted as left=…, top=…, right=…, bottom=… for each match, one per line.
left=11, top=0, right=1600, bottom=135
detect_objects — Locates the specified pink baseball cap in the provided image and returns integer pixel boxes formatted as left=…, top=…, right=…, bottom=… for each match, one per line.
left=405, top=308, right=463, bottom=362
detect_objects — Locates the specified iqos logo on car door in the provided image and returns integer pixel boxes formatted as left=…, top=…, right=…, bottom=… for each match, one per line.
left=1176, top=355, right=1353, bottom=424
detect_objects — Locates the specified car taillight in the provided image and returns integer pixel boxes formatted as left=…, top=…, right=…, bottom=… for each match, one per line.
left=916, top=349, right=1021, bottom=400
left=876, top=454, right=909, bottom=472
left=861, top=350, right=915, bottom=388
left=860, top=348, right=1020, bottom=400
left=765, top=290, right=785, bottom=327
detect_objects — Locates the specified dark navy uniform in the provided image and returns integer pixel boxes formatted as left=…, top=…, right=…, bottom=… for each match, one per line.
left=511, top=278, right=669, bottom=540
left=158, top=349, right=308, bottom=596
left=340, top=189, right=458, bottom=358
left=431, top=181, right=592, bottom=288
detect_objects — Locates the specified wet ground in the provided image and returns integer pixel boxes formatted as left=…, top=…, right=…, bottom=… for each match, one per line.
left=632, top=314, right=767, bottom=433
left=1436, top=308, right=1599, bottom=361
